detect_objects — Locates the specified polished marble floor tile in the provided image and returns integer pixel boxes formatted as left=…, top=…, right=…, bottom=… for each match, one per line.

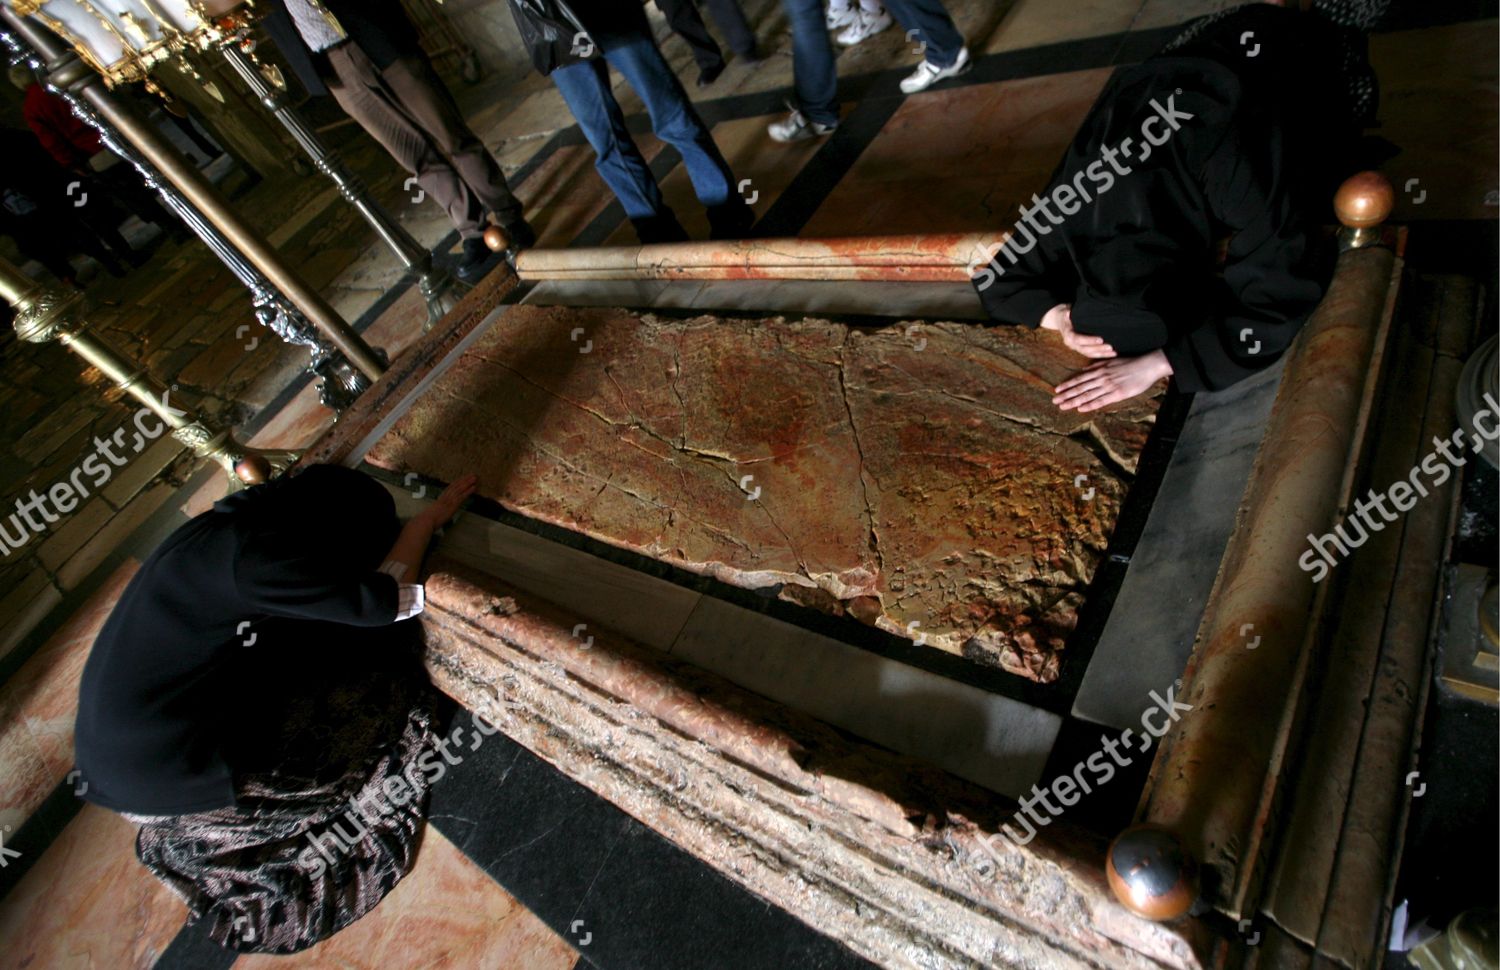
left=233, top=828, right=577, bottom=970
left=1373, top=21, right=1499, bottom=222
left=801, top=68, right=1111, bottom=236
left=979, top=0, right=1142, bottom=55
left=0, top=559, right=138, bottom=833
left=0, top=805, right=187, bottom=970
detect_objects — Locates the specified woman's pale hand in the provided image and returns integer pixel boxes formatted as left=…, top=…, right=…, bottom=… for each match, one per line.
left=1052, top=350, right=1172, bottom=412
left=1039, top=303, right=1117, bottom=359
left=418, top=473, right=478, bottom=527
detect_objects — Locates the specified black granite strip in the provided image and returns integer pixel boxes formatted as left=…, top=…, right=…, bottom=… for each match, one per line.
left=425, top=698, right=876, bottom=970
left=1050, top=388, right=1195, bottom=701
left=1032, top=713, right=1158, bottom=835
left=151, top=917, right=237, bottom=970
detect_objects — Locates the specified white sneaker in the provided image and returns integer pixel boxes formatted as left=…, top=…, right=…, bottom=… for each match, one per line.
left=836, top=8, right=893, bottom=46
left=768, top=109, right=837, bottom=143
left=899, top=45, right=972, bottom=94
left=825, top=3, right=857, bottom=29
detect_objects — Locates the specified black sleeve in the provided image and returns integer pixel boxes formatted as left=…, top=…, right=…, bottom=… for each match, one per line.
left=971, top=220, right=1077, bottom=329
left=1162, top=114, right=1325, bottom=392
left=234, top=544, right=400, bottom=627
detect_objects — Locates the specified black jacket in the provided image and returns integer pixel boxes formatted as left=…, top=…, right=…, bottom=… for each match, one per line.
left=261, top=0, right=424, bottom=97
left=507, top=0, right=649, bottom=75
left=973, top=6, right=1362, bottom=393
left=73, top=466, right=406, bottom=815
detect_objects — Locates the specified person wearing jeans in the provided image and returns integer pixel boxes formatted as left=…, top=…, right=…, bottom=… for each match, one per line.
left=655, top=0, right=761, bottom=88
left=521, top=3, right=753, bottom=243
left=769, top=0, right=971, bottom=142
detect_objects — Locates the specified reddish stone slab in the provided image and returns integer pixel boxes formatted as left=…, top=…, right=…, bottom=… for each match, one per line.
left=368, top=306, right=1159, bottom=680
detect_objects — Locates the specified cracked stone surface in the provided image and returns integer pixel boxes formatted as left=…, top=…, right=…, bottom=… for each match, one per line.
left=367, top=305, right=1159, bottom=681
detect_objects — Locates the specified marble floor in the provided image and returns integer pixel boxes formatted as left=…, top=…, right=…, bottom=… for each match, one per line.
left=0, top=0, right=1494, bottom=967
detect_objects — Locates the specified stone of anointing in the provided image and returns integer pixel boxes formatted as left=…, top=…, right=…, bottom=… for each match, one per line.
left=368, top=306, right=1159, bottom=682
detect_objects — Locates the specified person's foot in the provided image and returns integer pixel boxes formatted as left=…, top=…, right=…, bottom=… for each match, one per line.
left=736, top=46, right=765, bottom=67
left=825, top=3, right=857, bottom=29
left=706, top=199, right=754, bottom=240
left=836, top=8, right=893, bottom=46
left=455, top=236, right=503, bottom=282
left=767, top=108, right=837, bottom=143
left=630, top=212, right=691, bottom=245
left=696, top=61, right=726, bottom=88
left=899, top=45, right=972, bottom=94
left=499, top=216, right=537, bottom=251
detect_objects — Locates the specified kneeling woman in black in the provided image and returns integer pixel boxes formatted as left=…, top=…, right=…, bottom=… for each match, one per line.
left=73, top=464, right=476, bottom=953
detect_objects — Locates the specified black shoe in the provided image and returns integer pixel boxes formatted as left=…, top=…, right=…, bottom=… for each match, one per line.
left=736, top=47, right=765, bottom=67
left=629, top=212, right=690, bottom=245
left=455, top=236, right=503, bottom=283
left=706, top=199, right=754, bottom=240
left=499, top=217, right=537, bottom=251
left=696, top=62, right=726, bottom=88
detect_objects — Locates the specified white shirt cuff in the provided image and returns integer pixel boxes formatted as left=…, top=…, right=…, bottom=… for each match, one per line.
left=380, top=560, right=425, bottom=620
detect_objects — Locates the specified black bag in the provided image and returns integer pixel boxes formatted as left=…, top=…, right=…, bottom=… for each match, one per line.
left=506, top=0, right=598, bottom=76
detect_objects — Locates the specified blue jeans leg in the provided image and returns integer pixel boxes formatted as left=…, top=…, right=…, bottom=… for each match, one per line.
left=550, top=58, right=664, bottom=220
left=884, top=0, right=965, bottom=67
left=780, top=0, right=840, bottom=127
left=600, top=35, right=737, bottom=209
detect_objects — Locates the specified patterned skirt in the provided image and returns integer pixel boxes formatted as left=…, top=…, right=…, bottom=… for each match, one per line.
left=132, top=657, right=440, bottom=954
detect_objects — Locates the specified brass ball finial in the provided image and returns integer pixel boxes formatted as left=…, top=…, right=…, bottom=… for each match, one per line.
left=483, top=225, right=510, bottom=253
left=1106, top=824, right=1199, bottom=921
left=234, top=455, right=273, bottom=485
left=1334, top=171, right=1395, bottom=230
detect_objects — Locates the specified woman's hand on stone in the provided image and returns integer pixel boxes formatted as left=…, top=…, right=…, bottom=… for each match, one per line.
left=1040, top=303, right=1117, bottom=359
left=418, top=473, right=478, bottom=528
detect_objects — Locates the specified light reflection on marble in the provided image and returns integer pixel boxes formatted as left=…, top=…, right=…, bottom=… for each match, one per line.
left=0, top=805, right=188, bottom=970
left=0, top=559, right=139, bottom=834
left=802, top=68, right=1111, bottom=237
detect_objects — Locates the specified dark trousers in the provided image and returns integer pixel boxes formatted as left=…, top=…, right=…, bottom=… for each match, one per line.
left=655, top=0, right=757, bottom=68
left=321, top=43, right=523, bottom=239
left=87, top=160, right=175, bottom=231
left=0, top=202, right=127, bottom=279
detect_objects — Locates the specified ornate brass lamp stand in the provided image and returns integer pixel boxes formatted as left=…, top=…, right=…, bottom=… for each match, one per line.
left=0, top=255, right=296, bottom=480
left=0, top=4, right=387, bottom=407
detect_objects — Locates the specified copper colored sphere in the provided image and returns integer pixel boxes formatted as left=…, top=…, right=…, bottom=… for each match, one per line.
left=234, top=455, right=273, bottom=485
left=1106, top=825, right=1198, bottom=921
left=482, top=225, right=510, bottom=253
left=1334, top=171, right=1395, bottom=229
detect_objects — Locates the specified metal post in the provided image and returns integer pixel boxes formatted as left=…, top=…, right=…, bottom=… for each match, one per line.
left=0, top=7, right=386, bottom=384
left=220, top=39, right=465, bottom=327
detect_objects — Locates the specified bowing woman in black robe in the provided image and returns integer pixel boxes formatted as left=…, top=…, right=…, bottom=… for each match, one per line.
left=972, top=0, right=1382, bottom=411
left=73, top=464, right=475, bottom=952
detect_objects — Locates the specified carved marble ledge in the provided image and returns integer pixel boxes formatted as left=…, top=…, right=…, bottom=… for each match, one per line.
left=370, top=307, right=1159, bottom=681
left=419, top=564, right=1204, bottom=969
